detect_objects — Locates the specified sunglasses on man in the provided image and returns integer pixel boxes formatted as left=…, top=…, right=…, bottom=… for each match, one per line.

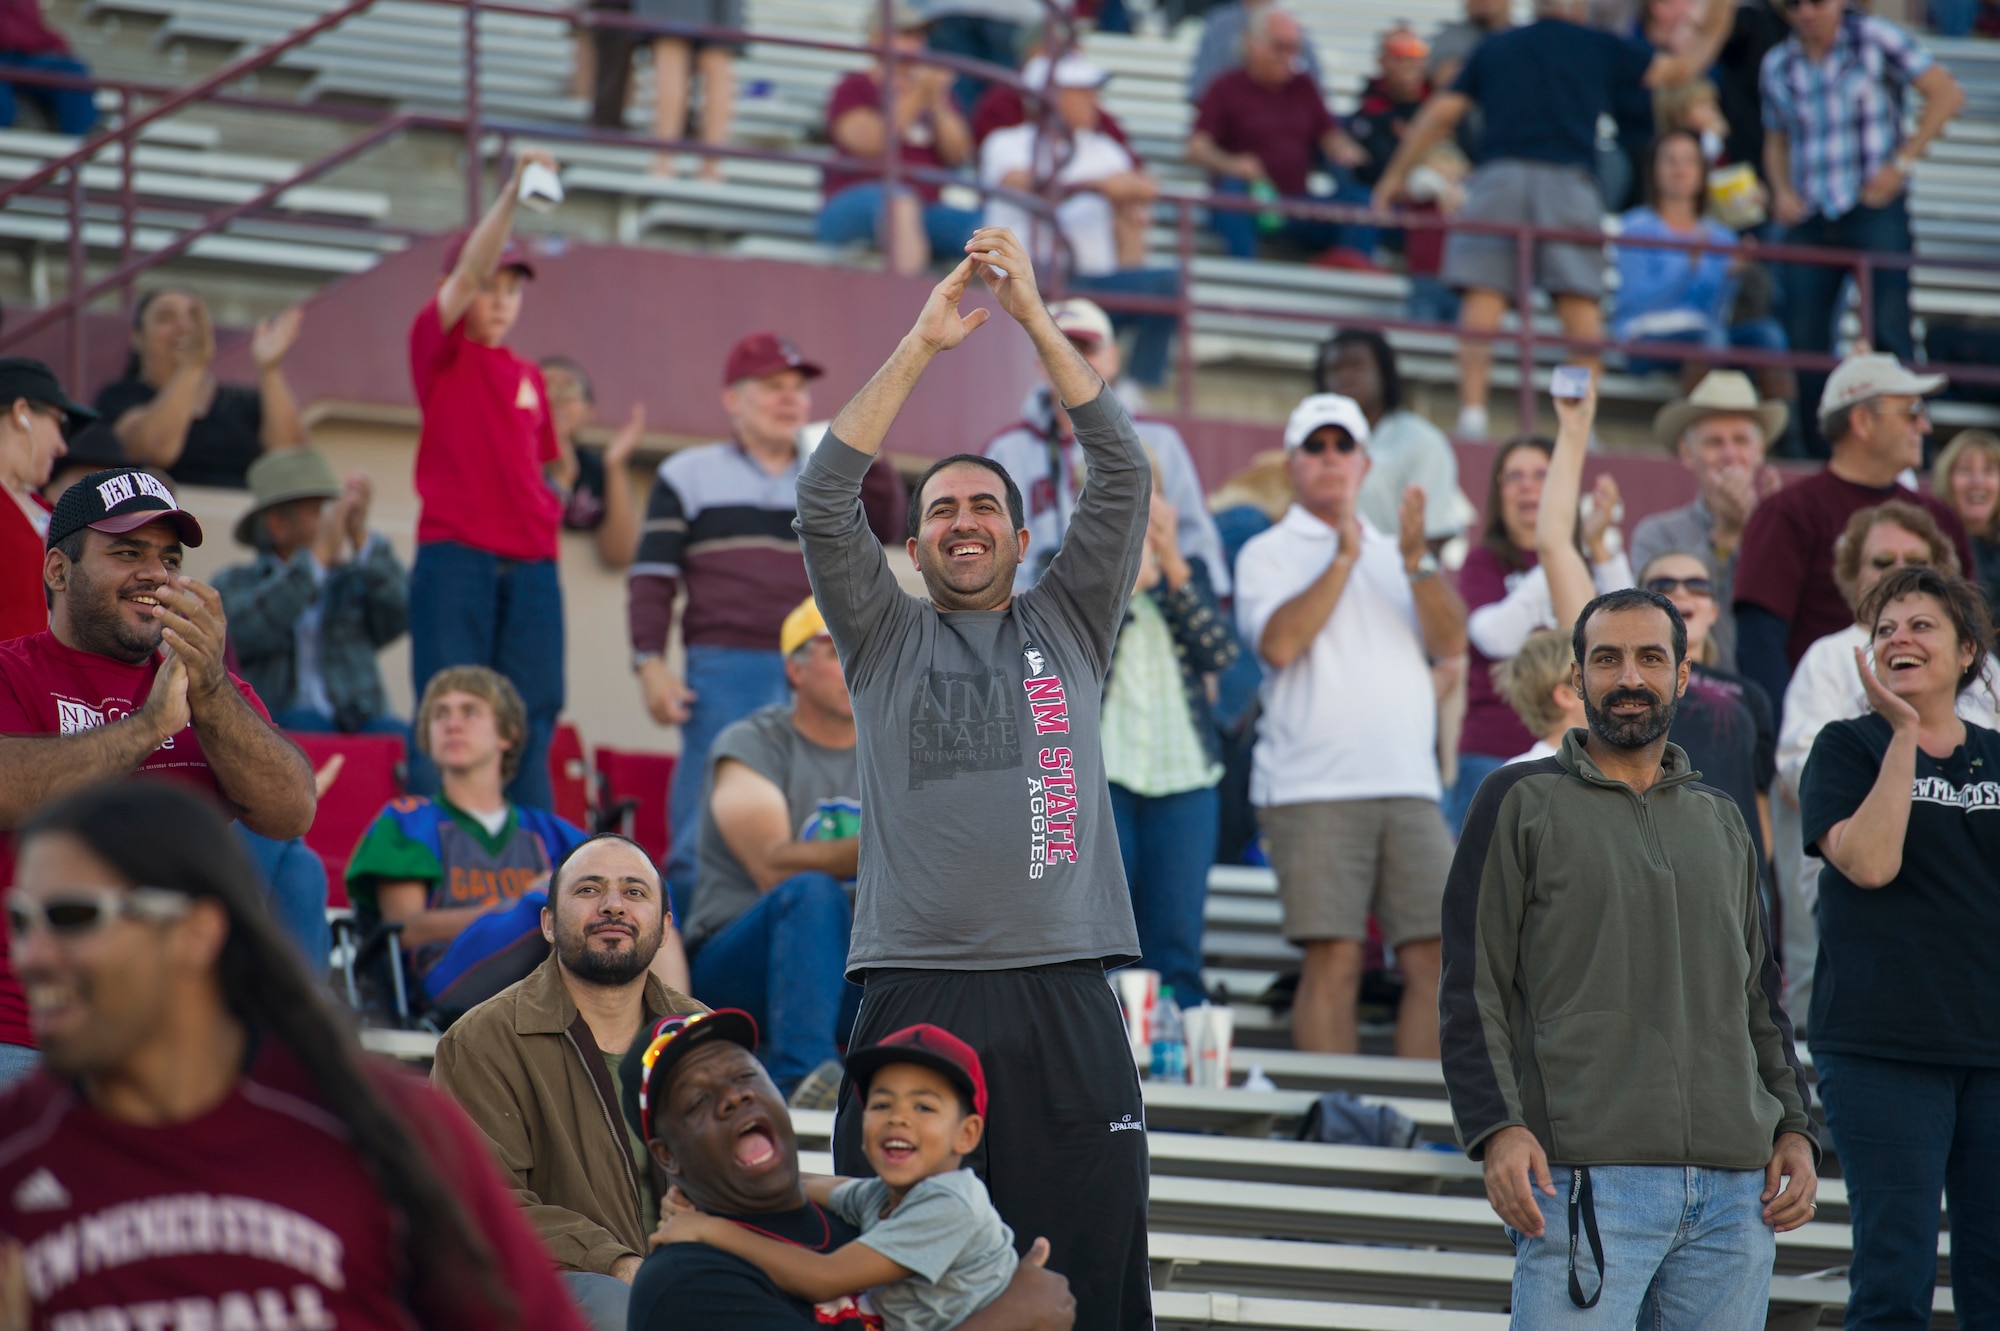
left=1298, top=431, right=1360, bottom=456
left=5, top=886, right=192, bottom=940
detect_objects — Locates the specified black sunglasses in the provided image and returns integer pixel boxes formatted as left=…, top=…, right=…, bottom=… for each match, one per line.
left=1299, top=433, right=1359, bottom=456
left=1645, top=575, right=1714, bottom=597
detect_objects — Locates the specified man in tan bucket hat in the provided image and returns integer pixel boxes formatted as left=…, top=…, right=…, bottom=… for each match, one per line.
left=213, top=446, right=409, bottom=733
left=1629, top=370, right=1789, bottom=672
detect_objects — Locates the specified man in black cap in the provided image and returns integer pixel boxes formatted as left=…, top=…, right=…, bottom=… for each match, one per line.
left=0, top=357, right=95, bottom=643
left=0, top=465, right=314, bottom=1082
left=617, top=1010, right=1074, bottom=1331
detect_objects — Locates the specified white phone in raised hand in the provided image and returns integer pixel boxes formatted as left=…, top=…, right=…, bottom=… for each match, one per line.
left=518, top=160, right=564, bottom=213
left=1550, top=364, right=1592, bottom=400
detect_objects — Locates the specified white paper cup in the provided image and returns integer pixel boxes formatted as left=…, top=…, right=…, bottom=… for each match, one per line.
left=1184, top=1003, right=1234, bottom=1089
left=1113, top=969, right=1159, bottom=1067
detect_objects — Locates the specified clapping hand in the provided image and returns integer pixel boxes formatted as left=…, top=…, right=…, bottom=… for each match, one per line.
left=1854, top=645, right=1920, bottom=732
left=607, top=402, right=646, bottom=470
left=153, top=577, right=231, bottom=703
left=251, top=306, right=303, bottom=373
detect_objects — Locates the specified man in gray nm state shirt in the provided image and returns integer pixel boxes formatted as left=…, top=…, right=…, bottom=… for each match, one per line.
left=795, top=227, right=1152, bottom=1330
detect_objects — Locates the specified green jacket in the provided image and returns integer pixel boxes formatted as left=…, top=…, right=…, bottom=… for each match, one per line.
left=1439, top=729, right=1815, bottom=1169
left=432, top=953, right=705, bottom=1273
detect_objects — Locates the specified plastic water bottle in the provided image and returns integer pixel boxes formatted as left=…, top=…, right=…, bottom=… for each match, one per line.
left=1149, top=985, right=1188, bottom=1083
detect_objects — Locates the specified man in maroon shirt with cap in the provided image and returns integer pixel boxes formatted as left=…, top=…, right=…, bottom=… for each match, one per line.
left=409, top=148, right=567, bottom=810
left=0, top=466, right=314, bottom=1086
left=628, top=333, right=905, bottom=926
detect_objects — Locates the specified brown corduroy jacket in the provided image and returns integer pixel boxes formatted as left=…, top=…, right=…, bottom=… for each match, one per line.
left=432, top=952, right=705, bottom=1274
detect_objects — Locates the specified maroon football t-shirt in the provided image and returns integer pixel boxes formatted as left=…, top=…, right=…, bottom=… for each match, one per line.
left=0, top=1043, right=587, bottom=1331
left=0, top=632, right=273, bottom=1049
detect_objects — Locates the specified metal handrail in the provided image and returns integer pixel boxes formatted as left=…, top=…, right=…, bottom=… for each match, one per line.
left=0, top=0, right=1990, bottom=439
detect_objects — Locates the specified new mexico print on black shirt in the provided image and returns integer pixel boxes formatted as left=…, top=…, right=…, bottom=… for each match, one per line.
left=796, top=391, right=1148, bottom=975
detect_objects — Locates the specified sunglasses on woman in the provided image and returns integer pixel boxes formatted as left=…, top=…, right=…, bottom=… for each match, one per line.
left=4, top=885, right=192, bottom=939
left=1299, top=432, right=1359, bottom=456
left=1646, top=575, right=1715, bottom=597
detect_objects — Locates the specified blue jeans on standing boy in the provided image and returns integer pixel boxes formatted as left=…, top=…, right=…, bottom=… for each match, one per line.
left=689, top=872, right=864, bottom=1095
left=663, top=644, right=792, bottom=923
left=0, top=53, right=97, bottom=135
left=1816, top=1051, right=2000, bottom=1328
left=407, top=541, right=564, bottom=811
left=1504, top=1163, right=1776, bottom=1326
left=1110, top=782, right=1219, bottom=1003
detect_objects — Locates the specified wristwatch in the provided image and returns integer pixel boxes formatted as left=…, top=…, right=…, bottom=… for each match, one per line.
left=1408, top=553, right=1440, bottom=582
left=1895, top=151, right=1920, bottom=176
left=632, top=651, right=661, bottom=673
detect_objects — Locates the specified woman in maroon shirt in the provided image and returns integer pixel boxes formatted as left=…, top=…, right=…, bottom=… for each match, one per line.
left=0, top=781, right=587, bottom=1330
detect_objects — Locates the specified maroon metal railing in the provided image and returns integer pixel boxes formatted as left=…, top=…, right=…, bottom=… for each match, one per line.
left=0, top=0, right=1994, bottom=438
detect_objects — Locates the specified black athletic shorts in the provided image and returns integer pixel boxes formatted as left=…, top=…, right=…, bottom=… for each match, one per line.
left=833, top=960, right=1152, bottom=1331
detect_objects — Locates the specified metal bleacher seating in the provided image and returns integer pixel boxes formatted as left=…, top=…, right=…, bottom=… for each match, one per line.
left=69, top=0, right=2000, bottom=418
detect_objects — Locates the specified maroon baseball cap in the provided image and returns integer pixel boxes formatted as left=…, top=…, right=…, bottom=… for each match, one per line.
left=846, top=1023, right=988, bottom=1118
left=724, top=331, right=823, bottom=386
left=440, top=231, right=537, bottom=281
left=47, top=467, right=204, bottom=551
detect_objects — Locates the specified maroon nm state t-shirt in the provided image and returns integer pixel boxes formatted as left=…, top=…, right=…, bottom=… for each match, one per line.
left=0, top=633, right=272, bottom=1049
left=0, top=1044, right=588, bottom=1331
left=1193, top=68, right=1336, bottom=197
left=1733, top=471, right=1974, bottom=667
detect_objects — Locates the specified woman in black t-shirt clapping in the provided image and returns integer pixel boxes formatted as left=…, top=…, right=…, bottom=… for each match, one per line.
left=1800, top=566, right=2000, bottom=1326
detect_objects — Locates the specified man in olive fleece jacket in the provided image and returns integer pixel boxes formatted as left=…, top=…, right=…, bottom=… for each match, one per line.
left=1440, top=588, right=1819, bottom=1325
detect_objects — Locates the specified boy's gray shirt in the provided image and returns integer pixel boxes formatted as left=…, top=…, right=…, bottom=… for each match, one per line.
left=828, top=1171, right=1018, bottom=1331
left=794, top=390, right=1148, bottom=975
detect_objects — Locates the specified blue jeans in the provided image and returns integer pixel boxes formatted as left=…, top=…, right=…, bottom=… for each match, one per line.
left=663, top=645, right=792, bottom=923
left=1069, top=268, right=1181, bottom=387
left=1506, top=1164, right=1775, bottom=1327
left=1209, top=177, right=1345, bottom=260
left=816, top=183, right=981, bottom=262
left=1445, top=752, right=1509, bottom=837
left=1110, top=782, right=1219, bottom=1003
left=0, top=53, right=97, bottom=136
left=1625, top=317, right=1789, bottom=377
left=1816, top=1051, right=2000, bottom=1328
left=1406, top=276, right=1461, bottom=326
left=924, top=14, right=1020, bottom=114
left=689, top=873, right=863, bottom=1095
left=0, top=1044, right=39, bottom=1090
left=1782, top=196, right=1914, bottom=457
left=1928, top=0, right=1977, bottom=35
left=563, top=1272, right=629, bottom=1331
left=234, top=824, right=332, bottom=966
left=269, top=706, right=409, bottom=738
left=407, top=541, right=564, bottom=811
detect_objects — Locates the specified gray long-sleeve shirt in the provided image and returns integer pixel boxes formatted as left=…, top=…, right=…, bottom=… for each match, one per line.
left=794, top=391, right=1149, bottom=975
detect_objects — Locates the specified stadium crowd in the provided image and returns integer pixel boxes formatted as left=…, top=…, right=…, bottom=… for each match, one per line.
left=0, top=0, right=1996, bottom=1323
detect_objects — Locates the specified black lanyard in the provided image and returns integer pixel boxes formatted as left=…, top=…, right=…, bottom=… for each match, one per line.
left=1567, top=1166, right=1605, bottom=1309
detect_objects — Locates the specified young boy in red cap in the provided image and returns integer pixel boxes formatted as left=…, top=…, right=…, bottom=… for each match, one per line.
left=658, top=1023, right=1017, bottom=1330
left=407, top=147, right=566, bottom=810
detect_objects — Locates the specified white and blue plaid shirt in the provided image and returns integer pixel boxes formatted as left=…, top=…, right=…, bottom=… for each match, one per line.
left=1760, top=11, right=1934, bottom=219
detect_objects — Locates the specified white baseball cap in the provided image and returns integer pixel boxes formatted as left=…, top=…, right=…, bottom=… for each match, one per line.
left=1284, top=393, right=1371, bottom=450
left=1049, top=298, right=1114, bottom=347
left=1031, top=52, right=1111, bottom=90
left=1817, top=352, right=1947, bottom=419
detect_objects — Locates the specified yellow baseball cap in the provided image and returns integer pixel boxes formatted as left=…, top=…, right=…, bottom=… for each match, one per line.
left=780, top=596, right=829, bottom=658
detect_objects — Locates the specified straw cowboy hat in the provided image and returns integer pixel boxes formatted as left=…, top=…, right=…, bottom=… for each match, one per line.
left=1651, top=371, right=1789, bottom=452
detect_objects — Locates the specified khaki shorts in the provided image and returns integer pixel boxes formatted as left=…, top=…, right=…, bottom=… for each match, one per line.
left=1257, top=798, right=1452, bottom=947
left=1440, top=158, right=1607, bottom=300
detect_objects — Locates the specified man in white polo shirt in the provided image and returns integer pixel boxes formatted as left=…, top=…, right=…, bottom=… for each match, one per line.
left=1235, top=393, right=1467, bottom=1059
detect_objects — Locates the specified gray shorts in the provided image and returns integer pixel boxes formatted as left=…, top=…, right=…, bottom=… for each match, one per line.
left=1441, top=158, right=1608, bottom=300
left=1257, top=798, right=1452, bottom=947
